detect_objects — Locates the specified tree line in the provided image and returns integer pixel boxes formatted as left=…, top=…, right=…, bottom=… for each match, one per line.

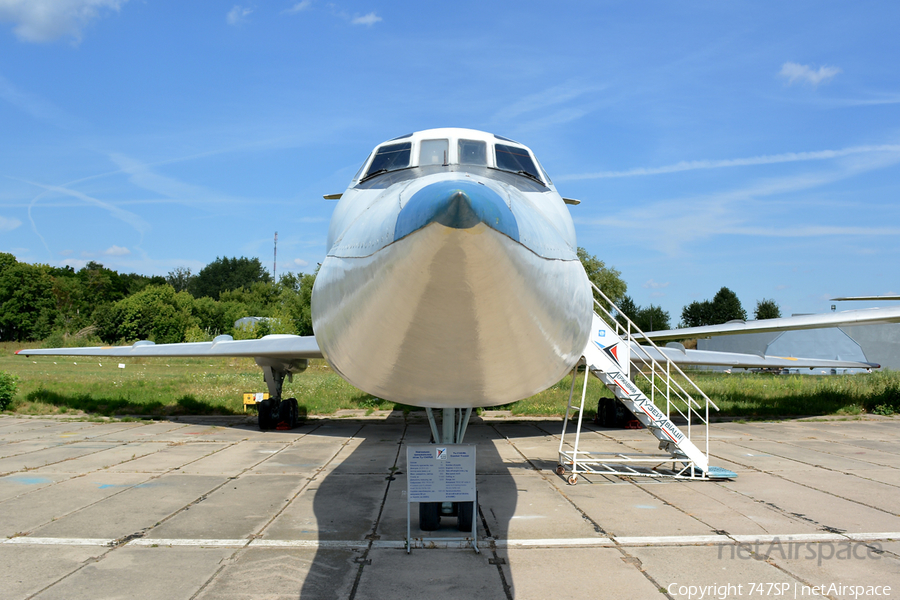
left=0, top=247, right=782, bottom=345
left=0, top=253, right=314, bottom=345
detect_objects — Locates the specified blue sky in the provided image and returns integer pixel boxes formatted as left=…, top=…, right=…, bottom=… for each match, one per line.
left=1, top=1, right=898, bottom=321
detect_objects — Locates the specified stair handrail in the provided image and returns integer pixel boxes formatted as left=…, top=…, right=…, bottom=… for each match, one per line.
left=589, top=282, right=720, bottom=419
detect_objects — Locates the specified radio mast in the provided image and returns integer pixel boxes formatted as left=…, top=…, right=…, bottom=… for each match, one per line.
left=273, top=231, right=278, bottom=280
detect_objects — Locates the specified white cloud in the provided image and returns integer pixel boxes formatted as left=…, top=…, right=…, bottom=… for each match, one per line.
left=0, top=0, right=127, bottom=43
left=227, top=5, right=252, bottom=25
left=293, top=258, right=309, bottom=267
left=644, top=279, right=669, bottom=289
left=103, top=245, right=130, bottom=256
left=58, top=249, right=73, bottom=256
left=0, top=215, right=22, bottom=231
left=61, top=258, right=88, bottom=270
left=559, top=144, right=900, bottom=181
left=779, top=62, right=841, bottom=87
left=284, top=0, right=312, bottom=14
left=351, top=12, right=381, bottom=26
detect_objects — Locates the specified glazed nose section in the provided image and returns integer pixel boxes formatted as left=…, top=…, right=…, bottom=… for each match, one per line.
left=394, top=180, right=519, bottom=242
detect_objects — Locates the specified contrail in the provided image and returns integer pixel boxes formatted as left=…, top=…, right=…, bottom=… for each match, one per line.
left=558, top=144, right=900, bottom=181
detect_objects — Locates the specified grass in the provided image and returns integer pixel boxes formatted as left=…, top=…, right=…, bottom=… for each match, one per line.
left=1, top=341, right=898, bottom=420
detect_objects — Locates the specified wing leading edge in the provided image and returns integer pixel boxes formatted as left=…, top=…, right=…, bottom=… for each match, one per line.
left=636, top=306, right=900, bottom=342
left=16, top=334, right=324, bottom=360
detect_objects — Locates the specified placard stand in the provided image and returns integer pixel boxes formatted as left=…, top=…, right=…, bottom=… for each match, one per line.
left=406, top=444, right=478, bottom=553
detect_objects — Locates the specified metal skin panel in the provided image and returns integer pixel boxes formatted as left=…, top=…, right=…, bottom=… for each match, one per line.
left=312, top=220, right=592, bottom=408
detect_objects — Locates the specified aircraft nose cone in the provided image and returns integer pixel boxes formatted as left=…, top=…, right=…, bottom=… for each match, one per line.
left=441, top=190, right=481, bottom=229
left=394, top=180, right=519, bottom=242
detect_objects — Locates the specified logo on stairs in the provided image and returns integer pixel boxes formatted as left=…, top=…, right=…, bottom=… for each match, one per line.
left=595, top=340, right=623, bottom=369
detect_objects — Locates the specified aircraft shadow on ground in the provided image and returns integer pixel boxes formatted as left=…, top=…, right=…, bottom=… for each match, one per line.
left=224, top=416, right=556, bottom=597
left=294, top=419, right=519, bottom=597
left=23, top=388, right=240, bottom=417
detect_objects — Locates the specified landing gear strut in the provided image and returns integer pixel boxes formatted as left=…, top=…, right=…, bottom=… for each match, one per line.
left=418, top=407, right=477, bottom=532
left=255, top=358, right=307, bottom=431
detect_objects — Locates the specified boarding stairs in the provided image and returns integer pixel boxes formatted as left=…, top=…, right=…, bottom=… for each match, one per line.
left=558, top=283, right=734, bottom=482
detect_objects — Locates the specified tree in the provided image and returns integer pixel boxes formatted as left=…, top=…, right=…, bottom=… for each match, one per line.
left=710, top=287, right=747, bottom=323
left=190, top=256, right=271, bottom=299
left=78, top=261, right=128, bottom=304
left=615, top=295, right=639, bottom=329
left=754, top=298, right=781, bottom=320
left=0, top=262, right=57, bottom=341
left=279, top=270, right=317, bottom=336
left=636, top=304, right=670, bottom=332
left=107, top=285, right=197, bottom=344
left=680, top=286, right=746, bottom=327
left=681, top=300, right=713, bottom=328
left=120, top=272, right=166, bottom=295
left=615, top=295, right=670, bottom=332
left=577, top=247, right=626, bottom=311
left=0, top=252, right=17, bottom=275
left=49, top=273, right=90, bottom=333
left=166, top=267, right=195, bottom=293
left=219, top=280, right=280, bottom=315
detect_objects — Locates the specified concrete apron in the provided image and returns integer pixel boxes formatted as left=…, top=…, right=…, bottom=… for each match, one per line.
left=0, top=414, right=897, bottom=600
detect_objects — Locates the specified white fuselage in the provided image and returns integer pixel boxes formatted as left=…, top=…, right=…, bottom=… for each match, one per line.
left=311, top=128, right=592, bottom=408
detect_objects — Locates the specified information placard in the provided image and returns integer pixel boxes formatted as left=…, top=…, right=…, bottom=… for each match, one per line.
left=406, top=444, right=476, bottom=503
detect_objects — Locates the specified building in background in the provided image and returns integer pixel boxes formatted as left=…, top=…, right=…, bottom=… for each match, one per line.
left=698, top=323, right=900, bottom=372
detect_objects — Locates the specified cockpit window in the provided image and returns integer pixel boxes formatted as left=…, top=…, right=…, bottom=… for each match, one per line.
left=364, top=142, right=411, bottom=179
left=534, top=157, right=552, bottom=185
left=458, top=139, right=487, bottom=165
left=495, top=143, right=543, bottom=183
left=419, top=139, right=448, bottom=166
left=352, top=153, right=371, bottom=181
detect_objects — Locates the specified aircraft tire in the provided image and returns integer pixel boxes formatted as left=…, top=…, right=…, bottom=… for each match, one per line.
left=287, top=398, right=300, bottom=427
left=278, top=399, right=294, bottom=429
left=419, top=502, right=441, bottom=531
left=258, top=399, right=275, bottom=431
left=457, top=501, right=475, bottom=532
left=596, top=398, right=611, bottom=427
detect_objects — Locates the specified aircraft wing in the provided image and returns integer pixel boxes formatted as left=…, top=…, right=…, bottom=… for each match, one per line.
left=633, top=343, right=879, bottom=370
left=635, top=306, right=900, bottom=342
left=16, top=334, right=324, bottom=360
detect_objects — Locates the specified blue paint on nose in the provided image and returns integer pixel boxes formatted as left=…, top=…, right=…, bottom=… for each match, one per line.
left=394, top=180, right=519, bottom=242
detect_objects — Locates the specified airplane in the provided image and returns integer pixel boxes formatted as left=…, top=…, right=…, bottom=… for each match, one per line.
left=831, top=296, right=900, bottom=301
left=17, top=128, right=899, bottom=527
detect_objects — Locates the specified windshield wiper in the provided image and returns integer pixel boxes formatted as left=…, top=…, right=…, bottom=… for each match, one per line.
left=360, top=168, right=389, bottom=183
left=515, top=170, right=544, bottom=185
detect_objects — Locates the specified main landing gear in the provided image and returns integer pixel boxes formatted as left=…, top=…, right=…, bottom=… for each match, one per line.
left=418, top=407, right=477, bottom=532
left=255, top=358, right=307, bottom=431
left=258, top=397, right=300, bottom=431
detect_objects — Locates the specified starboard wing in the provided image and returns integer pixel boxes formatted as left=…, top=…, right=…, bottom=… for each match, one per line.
left=635, top=306, right=900, bottom=342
